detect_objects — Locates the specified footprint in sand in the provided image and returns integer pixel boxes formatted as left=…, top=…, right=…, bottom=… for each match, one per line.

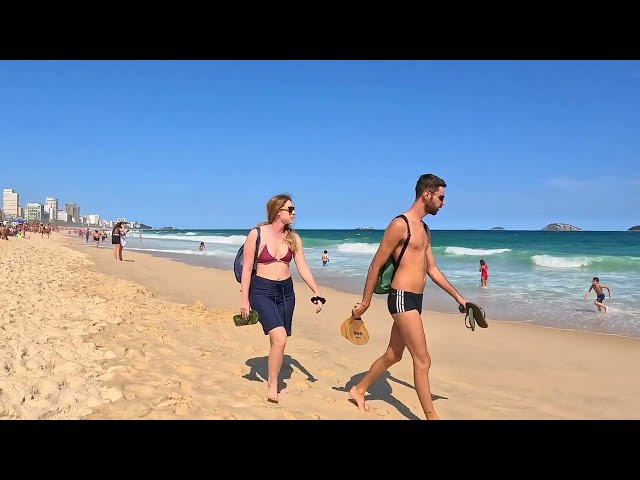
left=372, top=407, right=391, bottom=417
left=123, top=348, right=147, bottom=361
left=312, top=393, right=337, bottom=403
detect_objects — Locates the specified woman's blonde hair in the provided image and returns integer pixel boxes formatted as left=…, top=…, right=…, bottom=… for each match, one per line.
left=257, top=193, right=298, bottom=253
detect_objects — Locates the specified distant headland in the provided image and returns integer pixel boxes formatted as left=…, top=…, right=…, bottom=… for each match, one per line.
left=629, top=225, right=640, bottom=232
left=491, top=227, right=505, bottom=230
left=542, top=223, right=582, bottom=231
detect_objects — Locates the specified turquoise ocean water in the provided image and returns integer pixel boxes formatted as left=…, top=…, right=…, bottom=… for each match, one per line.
left=117, top=228, right=640, bottom=338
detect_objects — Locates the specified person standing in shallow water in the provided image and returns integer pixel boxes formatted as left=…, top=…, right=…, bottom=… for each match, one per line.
left=239, top=194, right=325, bottom=404
left=479, top=259, right=488, bottom=287
left=322, top=250, right=330, bottom=266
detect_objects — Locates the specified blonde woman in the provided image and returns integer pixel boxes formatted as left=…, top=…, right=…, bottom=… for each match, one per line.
left=240, top=194, right=325, bottom=403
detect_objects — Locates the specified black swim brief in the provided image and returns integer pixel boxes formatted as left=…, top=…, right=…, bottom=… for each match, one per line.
left=388, top=288, right=423, bottom=315
left=597, top=294, right=605, bottom=303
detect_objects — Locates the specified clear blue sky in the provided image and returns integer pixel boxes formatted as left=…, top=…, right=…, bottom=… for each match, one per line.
left=1, top=60, right=638, bottom=230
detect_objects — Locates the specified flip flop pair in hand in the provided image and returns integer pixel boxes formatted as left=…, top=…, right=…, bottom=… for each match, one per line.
left=458, top=302, right=488, bottom=331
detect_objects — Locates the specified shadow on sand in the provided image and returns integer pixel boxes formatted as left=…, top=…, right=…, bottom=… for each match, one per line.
left=332, top=371, right=447, bottom=420
left=243, top=355, right=317, bottom=393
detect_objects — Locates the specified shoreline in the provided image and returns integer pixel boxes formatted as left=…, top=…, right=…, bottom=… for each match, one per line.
left=75, top=235, right=638, bottom=341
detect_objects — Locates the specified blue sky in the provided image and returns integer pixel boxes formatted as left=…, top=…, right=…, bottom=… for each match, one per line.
left=1, top=60, right=638, bottom=230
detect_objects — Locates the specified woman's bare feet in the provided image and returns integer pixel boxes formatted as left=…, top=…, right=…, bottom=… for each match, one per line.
left=349, top=386, right=369, bottom=411
left=425, top=412, right=441, bottom=420
left=267, top=383, right=279, bottom=403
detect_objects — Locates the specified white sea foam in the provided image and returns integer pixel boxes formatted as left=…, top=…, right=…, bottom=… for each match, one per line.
left=185, top=232, right=197, bottom=236
left=336, top=243, right=379, bottom=254
left=445, top=247, right=511, bottom=256
left=143, top=234, right=246, bottom=245
left=530, top=255, right=594, bottom=268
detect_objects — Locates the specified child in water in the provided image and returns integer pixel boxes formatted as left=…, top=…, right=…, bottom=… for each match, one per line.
left=584, top=277, right=611, bottom=313
left=479, top=259, right=488, bottom=288
left=322, top=250, right=329, bottom=266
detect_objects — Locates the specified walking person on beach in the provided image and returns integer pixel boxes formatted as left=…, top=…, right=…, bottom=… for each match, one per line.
left=111, top=222, right=126, bottom=261
left=93, top=230, right=101, bottom=248
left=239, top=194, right=325, bottom=404
left=479, top=259, right=488, bottom=287
left=584, top=277, right=611, bottom=313
left=349, top=173, right=470, bottom=420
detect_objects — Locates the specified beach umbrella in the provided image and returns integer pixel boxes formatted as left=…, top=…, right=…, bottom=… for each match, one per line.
left=13, top=218, right=24, bottom=223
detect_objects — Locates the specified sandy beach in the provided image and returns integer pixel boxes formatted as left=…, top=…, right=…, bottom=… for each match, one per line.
left=1, top=233, right=639, bottom=420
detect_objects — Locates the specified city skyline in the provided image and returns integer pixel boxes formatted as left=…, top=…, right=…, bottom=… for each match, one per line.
left=1, top=186, right=139, bottom=228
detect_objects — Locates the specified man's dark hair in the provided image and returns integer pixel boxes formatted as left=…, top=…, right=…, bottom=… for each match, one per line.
left=593, top=277, right=599, bottom=282
left=415, top=174, right=447, bottom=199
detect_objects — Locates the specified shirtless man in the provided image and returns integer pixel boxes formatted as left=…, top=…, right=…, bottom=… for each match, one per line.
left=349, top=173, right=470, bottom=420
left=584, top=277, right=611, bottom=313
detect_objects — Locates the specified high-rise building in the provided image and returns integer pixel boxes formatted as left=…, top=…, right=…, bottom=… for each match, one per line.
left=2, top=188, right=19, bottom=217
left=26, top=202, right=45, bottom=223
left=65, top=203, right=80, bottom=223
left=87, top=214, right=100, bottom=225
left=57, top=210, right=68, bottom=222
left=45, top=197, right=58, bottom=221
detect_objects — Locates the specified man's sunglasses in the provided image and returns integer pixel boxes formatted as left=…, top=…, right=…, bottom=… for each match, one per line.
left=279, top=206, right=296, bottom=214
left=429, top=192, right=445, bottom=202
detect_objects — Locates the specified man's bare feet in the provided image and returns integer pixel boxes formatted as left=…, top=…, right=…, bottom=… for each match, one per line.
left=349, top=386, right=369, bottom=411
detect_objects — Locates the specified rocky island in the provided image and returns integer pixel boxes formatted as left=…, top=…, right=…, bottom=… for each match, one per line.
left=491, top=227, right=505, bottom=230
left=543, top=223, right=582, bottom=231
left=629, top=225, right=640, bottom=232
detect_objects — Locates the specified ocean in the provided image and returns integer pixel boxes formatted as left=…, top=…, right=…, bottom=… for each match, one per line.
left=116, top=228, right=640, bottom=338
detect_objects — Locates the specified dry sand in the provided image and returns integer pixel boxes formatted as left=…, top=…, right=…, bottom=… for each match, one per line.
left=1, top=233, right=639, bottom=419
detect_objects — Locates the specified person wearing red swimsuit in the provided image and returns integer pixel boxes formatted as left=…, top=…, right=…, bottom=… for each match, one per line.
left=479, top=259, right=488, bottom=288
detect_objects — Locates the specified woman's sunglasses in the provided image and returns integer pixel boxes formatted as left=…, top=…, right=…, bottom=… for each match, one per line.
left=279, top=206, right=296, bottom=214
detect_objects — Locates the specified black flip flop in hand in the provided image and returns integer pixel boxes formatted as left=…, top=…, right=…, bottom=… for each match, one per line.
left=458, top=302, right=488, bottom=331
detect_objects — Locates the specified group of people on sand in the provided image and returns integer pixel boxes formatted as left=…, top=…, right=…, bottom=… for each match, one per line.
left=238, top=173, right=468, bottom=419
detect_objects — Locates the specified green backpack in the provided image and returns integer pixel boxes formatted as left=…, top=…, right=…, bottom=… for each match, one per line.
left=374, top=215, right=429, bottom=294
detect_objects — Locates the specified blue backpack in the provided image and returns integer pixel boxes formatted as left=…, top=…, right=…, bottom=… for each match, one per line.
left=234, top=227, right=261, bottom=283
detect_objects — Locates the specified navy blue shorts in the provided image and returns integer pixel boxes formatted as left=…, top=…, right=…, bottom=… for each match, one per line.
left=249, top=276, right=296, bottom=336
left=597, top=294, right=605, bottom=303
left=388, top=288, right=423, bottom=315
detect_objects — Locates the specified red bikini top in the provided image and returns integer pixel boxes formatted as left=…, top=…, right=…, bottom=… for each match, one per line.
left=257, top=245, right=293, bottom=264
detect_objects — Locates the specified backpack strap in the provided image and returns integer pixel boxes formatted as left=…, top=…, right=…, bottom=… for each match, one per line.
left=252, top=227, right=261, bottom=272
left=422, top=221, right=430, bottom=246
left=394, top=215, right=411, bottom=267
